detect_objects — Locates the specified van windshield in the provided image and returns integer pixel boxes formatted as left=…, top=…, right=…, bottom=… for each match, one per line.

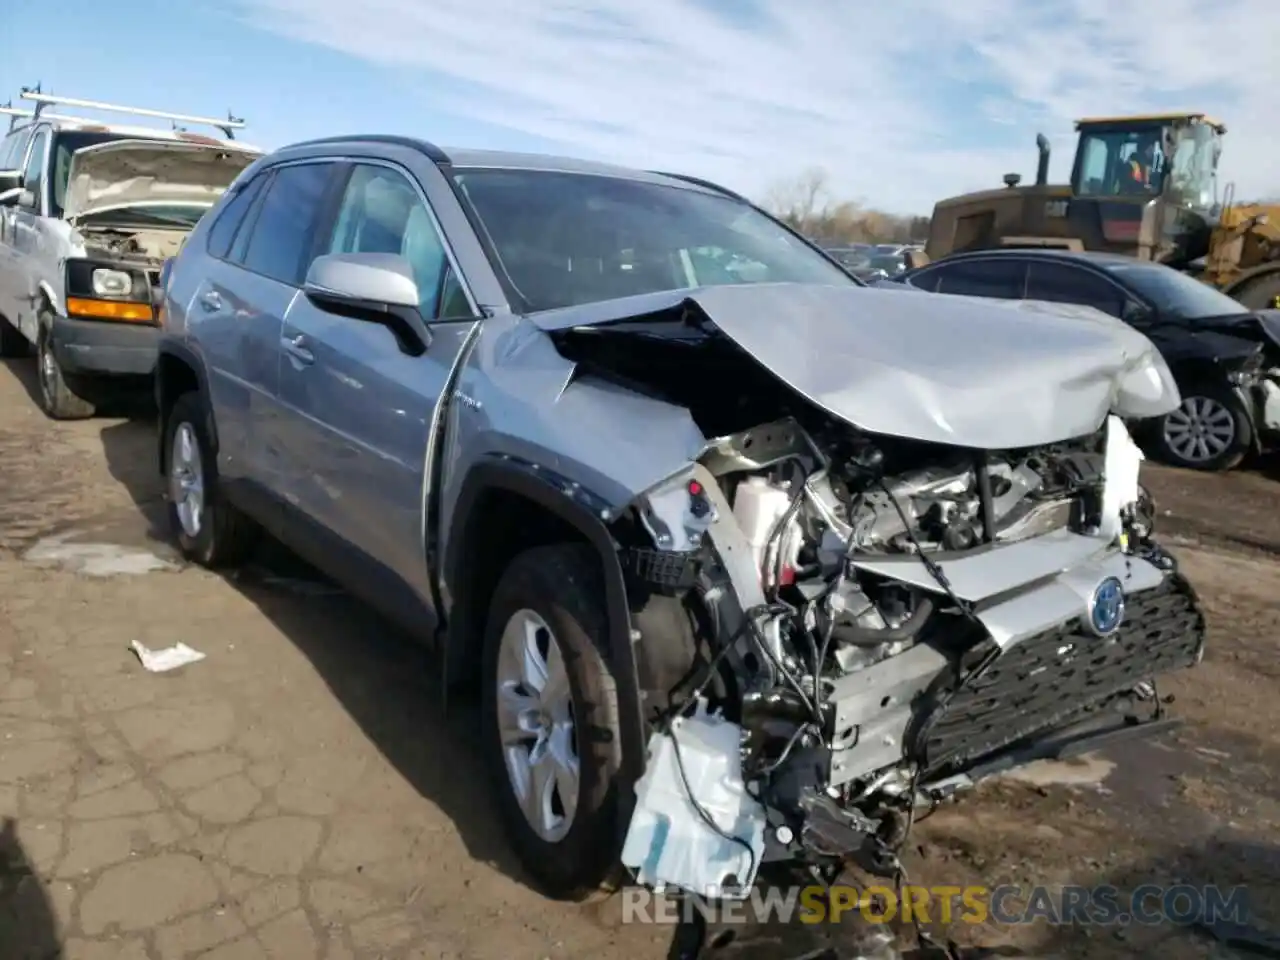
left=49, top=131, right=166, bottom=218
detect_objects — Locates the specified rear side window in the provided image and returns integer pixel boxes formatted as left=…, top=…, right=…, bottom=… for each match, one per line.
left=206, top=175, right=266, bottom=260
left=1025, top=262, right=1126, bottom=317
left=240, top=162, right=334, bottom=286
left=932, top=259, right=1026, bottom=299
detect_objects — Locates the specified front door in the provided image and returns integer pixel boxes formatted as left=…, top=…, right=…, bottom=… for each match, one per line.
left=277, top=160, right=481, bottom=621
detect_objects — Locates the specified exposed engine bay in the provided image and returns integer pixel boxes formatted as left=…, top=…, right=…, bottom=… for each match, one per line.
left=80, top=225, right=187, bottom=266
left=617, top=408, right=1204, bottom=900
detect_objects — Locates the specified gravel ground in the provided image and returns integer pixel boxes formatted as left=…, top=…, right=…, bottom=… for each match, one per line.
left=0, top=356, right=1276, bottom=960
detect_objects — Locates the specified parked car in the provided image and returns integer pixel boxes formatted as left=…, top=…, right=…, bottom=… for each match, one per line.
left=156, top=136, right=1204, bottom=902
left=0, top=89, right=260, bottom=418
left=899, top=248, right=1280, bottom=471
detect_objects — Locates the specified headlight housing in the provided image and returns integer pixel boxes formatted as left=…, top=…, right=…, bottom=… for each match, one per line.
left=91, top=268, right=133, bottom=298
left=64, top=259, right=155, bottom=323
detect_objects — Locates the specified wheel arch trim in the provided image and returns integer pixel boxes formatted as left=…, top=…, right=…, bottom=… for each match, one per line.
left=442, top=458, right=648, bottom=830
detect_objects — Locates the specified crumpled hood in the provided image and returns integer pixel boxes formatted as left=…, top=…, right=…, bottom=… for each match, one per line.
left=64, top=139, right=260, bottom=222
left=531, top=283, right=1180, bottom=449
left=1184, top=309, right=1280, bottom=358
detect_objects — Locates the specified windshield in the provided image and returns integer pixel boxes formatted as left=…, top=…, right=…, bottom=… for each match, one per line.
left=1102, top=261, right=1245, bottom=320
left=451, top=169, right=855, bottom=311
left=1164, top=123, right=1219, bottom=211
left=50, top=131, right=157, bottom=219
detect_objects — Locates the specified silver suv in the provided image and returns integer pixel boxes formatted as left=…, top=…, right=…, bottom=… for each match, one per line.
left=156, top=134, right=1207, bottom=901
left=0, top=87, right=259, bottom=418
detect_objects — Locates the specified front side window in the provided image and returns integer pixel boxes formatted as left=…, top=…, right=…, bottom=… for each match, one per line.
left=240, top=162, right=334, bottom=286
left=21, top=131, right=49, bottom=204
left=324, top=164, right=471, bottom=319
left=929, top=258, right=1026, bottom=299
left=451, top=169, right=854, bottom=312
left=1025, top=262, right=1126, bottom=317
left=1073, top=128, right=1165, bottom=199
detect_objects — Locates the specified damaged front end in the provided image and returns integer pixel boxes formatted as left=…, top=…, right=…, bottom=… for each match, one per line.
left=542, top=293, right=1207, bottom=900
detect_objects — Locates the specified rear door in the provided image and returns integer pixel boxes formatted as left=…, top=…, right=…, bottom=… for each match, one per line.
left=188, top=160, right=338, bottom=495
left=276, top=159, right=481, bottom=621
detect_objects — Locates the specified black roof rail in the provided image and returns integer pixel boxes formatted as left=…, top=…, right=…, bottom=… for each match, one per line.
left=650, top=170, right=749, bottom=202
left=282, top=134, right=450, bottom=165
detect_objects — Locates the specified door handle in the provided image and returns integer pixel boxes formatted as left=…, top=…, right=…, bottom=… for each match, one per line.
left=281, top=333, right=314, bottom=364
left=199, top=290, right=223, bottom=312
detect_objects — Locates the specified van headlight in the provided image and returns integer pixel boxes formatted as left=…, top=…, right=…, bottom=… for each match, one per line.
left=92, top=268, right=134, bottom=298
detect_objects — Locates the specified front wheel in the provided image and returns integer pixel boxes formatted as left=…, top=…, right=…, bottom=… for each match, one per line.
left=1151, top=385, right=1252, bottom=471
left=481, top=543, right=625, bottom=901
left=36, top=323, right=94, bottom=420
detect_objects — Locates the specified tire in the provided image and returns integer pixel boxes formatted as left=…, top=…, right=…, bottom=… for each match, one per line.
left=1151, top=383, right=1252, bottom=472
left=481, top=543, right=625, bottom=901
left=1232, top=272, right=1280, bottom=312
left=36, top=320, right=95, bottom=420
left=0, top=314, right=29, bottom=358
left=164, top=391, right=259, bottom=567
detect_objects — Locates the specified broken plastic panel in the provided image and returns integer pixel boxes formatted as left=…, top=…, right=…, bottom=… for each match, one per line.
left=621, top=699, right=766, bottom=899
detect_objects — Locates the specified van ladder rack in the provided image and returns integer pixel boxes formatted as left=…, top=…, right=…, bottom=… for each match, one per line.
left=17, top=85, right=245, bottom=140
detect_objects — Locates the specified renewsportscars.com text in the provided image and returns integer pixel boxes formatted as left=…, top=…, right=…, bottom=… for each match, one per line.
left=620, top=883, right=1250, bottom=927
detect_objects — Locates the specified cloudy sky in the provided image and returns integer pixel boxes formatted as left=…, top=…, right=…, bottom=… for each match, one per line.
left=3, top=0, right=1276, bottom=213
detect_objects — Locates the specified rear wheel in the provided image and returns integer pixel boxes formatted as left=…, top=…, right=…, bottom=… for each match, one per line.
left=164, top=392, right=259, bottom=567
left=1152, top=384, right=1251, bottom=471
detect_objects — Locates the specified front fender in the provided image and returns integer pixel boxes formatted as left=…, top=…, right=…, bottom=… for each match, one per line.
left=442, top=458, right=649, bottom=831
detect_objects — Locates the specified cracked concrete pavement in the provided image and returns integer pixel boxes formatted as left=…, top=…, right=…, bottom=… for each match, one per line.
left=0, top=362, right=662, bottom=959
left=1, top=355, right=1277, bottom=960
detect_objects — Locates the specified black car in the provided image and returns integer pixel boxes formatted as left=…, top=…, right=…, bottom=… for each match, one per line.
left=897, top=249, right=1280, bottom=471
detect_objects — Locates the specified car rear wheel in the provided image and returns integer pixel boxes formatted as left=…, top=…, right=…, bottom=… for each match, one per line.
left=1152, top=385, right=1251, bottom=472
left=164, top=392, right=259, bottom=567
left=481, top=543, right=624, bottom=901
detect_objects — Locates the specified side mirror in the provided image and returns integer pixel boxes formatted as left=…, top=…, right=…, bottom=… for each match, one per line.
left=1121, top=300, right=1152, bottom=325
left=0, top=169, right=20, bottom=192
left=16, top=188, right=36, bottom=210
left=303, top=253, right=432, bottom=356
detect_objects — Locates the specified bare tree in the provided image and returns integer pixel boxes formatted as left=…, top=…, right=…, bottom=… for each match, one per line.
left=760, top=168, right=926, bottom=245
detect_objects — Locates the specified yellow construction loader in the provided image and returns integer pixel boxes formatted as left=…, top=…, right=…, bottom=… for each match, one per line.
left=918, top=113, right=1280, bottom=309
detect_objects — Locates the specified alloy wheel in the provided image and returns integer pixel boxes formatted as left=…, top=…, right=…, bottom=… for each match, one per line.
left=169, top=422, right=205, bottom=538
left=494, top=608, right=580, bottom=844
left=1161, top=396, right=1237, bottom=464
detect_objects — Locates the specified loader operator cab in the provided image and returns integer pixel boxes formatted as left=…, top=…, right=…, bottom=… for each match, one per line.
left=1071, top=114, right=1223, bottom=218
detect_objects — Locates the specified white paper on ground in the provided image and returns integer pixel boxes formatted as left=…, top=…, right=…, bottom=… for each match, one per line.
left=131, top=640, right=206, bottom=672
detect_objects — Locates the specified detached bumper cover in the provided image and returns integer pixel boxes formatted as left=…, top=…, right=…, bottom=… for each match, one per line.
left=914, top=571, right=1206, bottom=780
left=51, top=315, right=159, bottom=376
